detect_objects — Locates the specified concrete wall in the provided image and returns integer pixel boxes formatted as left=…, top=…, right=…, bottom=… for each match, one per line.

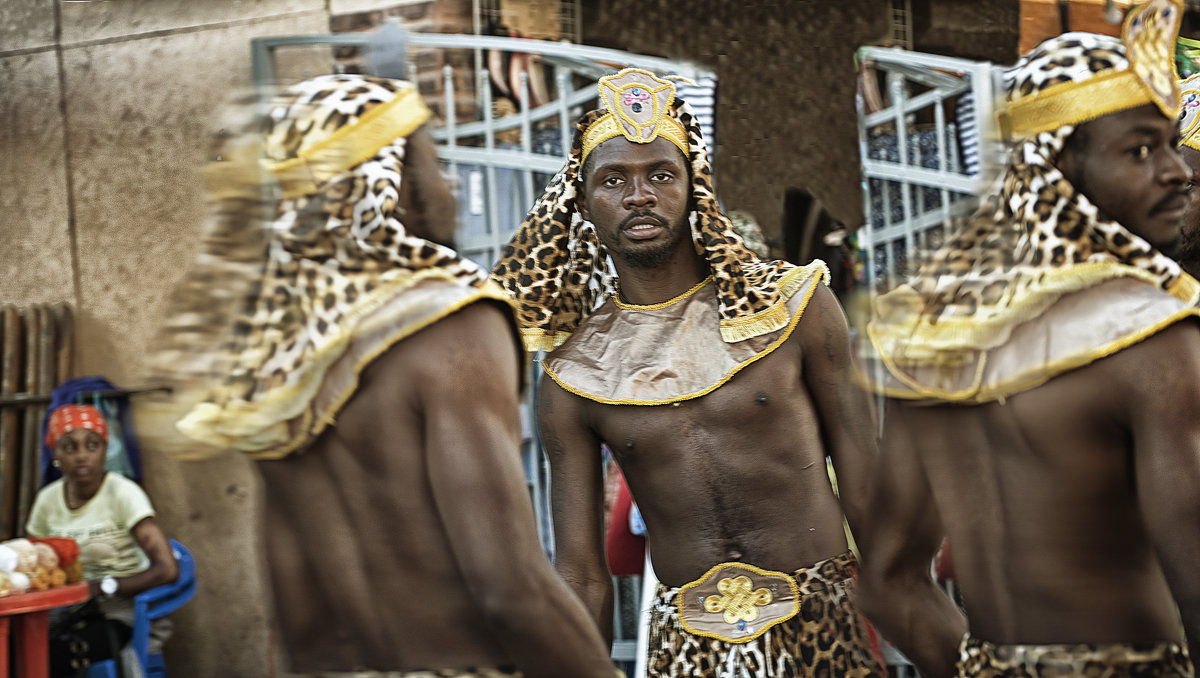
left=0, top=1, right=335, bottom=675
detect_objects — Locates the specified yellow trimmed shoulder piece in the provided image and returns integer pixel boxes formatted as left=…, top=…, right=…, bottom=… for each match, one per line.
left=865, top=273, right=1200, bottom=404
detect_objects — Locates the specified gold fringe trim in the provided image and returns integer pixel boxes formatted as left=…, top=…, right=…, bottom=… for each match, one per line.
left=174, top=271, right=510, bottom=459
left=520, top=328, right=571, bottom=353
left=870, top=263, right=1163, bottom=364
left=265, top=85, right=432, bottom=199
left=998, top=68, right=1152, bottom=140
left=543, top=269, right=823, bottom=406
left=719, top=261, right=830, bottom=343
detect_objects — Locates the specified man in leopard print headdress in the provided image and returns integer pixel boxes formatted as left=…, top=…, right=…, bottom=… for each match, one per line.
left=491, top=68, right=883, bottom=677
left=1175, top=72, right=1200, bottom=278
left=143, top=74, right=616, bottom=678
left=858, top=2, right=1200, bottom=677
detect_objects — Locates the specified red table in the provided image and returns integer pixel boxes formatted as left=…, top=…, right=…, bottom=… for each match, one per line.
left=0, top=584, right=88, bottom=678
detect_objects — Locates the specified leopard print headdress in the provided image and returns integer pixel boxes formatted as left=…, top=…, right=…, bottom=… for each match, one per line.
left=870, top=2, right=1193, bottom=388
left=144, top=74, right=491, bottom=457
left=491, top=68, right=825, bottom=352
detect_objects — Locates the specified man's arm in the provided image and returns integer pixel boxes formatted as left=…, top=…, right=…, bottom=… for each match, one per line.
left=797, top=283, right=878, bottom=539
left=414, top=302, right=615, bottom=678
left=536, top=373, right=615, bottom=646
left=857, top=400, right=966, bottom=678
left=1122, top=321, right=1200, bottom=660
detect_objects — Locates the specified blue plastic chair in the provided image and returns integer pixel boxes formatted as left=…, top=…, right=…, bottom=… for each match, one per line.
left=87, top=540, right=197, bottom=678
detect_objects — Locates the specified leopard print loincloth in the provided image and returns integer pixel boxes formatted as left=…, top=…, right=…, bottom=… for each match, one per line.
left=646, top=553, right=885, bottom=678
left=955, top=634, right=1193, bottom=678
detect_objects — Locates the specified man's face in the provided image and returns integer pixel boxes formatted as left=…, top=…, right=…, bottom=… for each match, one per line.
left=579, top=136, right=691, bottom=269
left=1057, top=103, right=1190, bottom=255
left=399, top=128, right=458, bottom=249
left=1176, top=145, right=1200, bottom=276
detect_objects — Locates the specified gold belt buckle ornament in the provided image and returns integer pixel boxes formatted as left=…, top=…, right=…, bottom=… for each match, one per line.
left=675, top=562, right=801, bottom=643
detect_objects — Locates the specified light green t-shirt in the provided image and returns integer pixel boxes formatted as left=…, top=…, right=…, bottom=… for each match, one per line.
left=26, top=472, right=155, bottom=580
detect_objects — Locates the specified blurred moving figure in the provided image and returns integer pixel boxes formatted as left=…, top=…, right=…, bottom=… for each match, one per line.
left=859, top=3, right=1200, bottom=678
left=145, top=74, right=615, bottom=677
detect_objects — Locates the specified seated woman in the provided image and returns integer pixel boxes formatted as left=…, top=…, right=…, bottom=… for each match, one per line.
left=27, top=404, right=179, bottom=677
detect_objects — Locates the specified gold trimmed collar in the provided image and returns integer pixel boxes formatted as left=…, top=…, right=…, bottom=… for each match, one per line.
left=614, top=276, right=712, bottom=310
left=264, top=85, right=431, bottom=199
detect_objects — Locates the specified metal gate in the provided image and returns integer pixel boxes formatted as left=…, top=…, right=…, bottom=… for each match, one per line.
left=856, top=45, right=1003, bottom=294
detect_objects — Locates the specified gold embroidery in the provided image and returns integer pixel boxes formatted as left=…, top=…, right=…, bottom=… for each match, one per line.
left=582, top=68, right=688, bottom=161
left=674, top=561, right=802, bottom=644
left=1179, top=73, right=1200, bottom=149
left=703, top=576, right=773, bottom=625
left=1123, top=0, right=1182, bottom=117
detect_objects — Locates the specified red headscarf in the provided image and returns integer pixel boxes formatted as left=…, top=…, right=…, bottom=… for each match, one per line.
left=45, top=405, right=108, bottom=450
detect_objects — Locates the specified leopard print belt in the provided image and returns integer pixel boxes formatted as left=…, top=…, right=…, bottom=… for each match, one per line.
left=957, top=633, right=1193, bottom=678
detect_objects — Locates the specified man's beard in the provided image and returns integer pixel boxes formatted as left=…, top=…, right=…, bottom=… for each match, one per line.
left=611, top=222, right=690, bottom=268
left=1177, top=225, right=1200, bottom=278
left=615, top=238, right=679, bottom=268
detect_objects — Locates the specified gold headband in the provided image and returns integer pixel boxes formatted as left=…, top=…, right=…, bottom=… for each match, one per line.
left=998, top=69, right=1154, bottom=139
left=581, top=68, right=690, bottom=162
left=264, top=84, right=431, bottom=199
left=999, top=0, right=1181, bottom=141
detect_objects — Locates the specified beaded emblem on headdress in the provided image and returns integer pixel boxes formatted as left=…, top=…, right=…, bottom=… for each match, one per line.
left=1125, top=0, right=1182, bottom=117
left=582, top=68, right=689, bottom=161
left=1179, top=73, right=1200, bottom=149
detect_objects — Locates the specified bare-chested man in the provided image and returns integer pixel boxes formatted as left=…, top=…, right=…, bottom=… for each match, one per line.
left=858, top=8, right=1200, bottom=678
left=490, top=68, right=882, bottom=677
left=149, top=74, right=615, bottom=677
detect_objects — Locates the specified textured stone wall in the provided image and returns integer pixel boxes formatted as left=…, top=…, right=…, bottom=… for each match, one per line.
left=582, top=0, right=1020, bottom=252
left=917, top=0, right=1020, bottom=63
